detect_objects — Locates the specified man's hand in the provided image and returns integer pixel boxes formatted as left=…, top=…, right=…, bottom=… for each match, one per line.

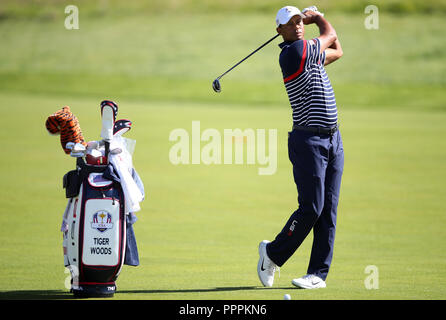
left=304, top=10, right=337, bottom=54
left=302, top=10, right=323, bottom=25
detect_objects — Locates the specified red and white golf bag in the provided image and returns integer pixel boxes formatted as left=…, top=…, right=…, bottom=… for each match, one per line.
left=62, top=159, right=126, bottom=297
left=53, top=100, right=143, bottom=298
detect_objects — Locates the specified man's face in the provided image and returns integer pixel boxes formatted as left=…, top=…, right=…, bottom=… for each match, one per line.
left=277, top=15, right=304, bottom=42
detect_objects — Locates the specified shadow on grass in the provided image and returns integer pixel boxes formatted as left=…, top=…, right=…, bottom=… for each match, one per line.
left=118, top=286, right=296, bottom=294
left=0, top=286, right=297, bottom=299
left=0, top=290, right=74, bottom=300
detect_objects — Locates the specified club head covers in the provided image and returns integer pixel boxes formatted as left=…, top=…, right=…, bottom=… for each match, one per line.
left=114, top=119, right=132, bottom=136
left=45, top=106, right=87, bottom=154
left=100, top=100, right=119, bottom=142
left=100, top=100, right=119, bottom=122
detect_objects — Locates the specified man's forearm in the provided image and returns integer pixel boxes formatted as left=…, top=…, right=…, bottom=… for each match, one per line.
left=324, top=38, right=343, bottom=66
left=314, top=15, right=337, bottom=51
left=329, top=39, right=341, bottom=50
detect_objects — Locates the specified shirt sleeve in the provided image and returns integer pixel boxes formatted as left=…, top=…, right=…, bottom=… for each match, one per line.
left=279, top=40, right=307, bottom=82
left=306, top=38, right=323, bottom=66
left=320, top=50, right=326, bottom=66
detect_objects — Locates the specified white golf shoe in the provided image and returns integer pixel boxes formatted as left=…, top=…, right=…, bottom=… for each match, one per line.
left=257, top=240, right=279, bottom=287
left=292, top=274, right=327, bottom=289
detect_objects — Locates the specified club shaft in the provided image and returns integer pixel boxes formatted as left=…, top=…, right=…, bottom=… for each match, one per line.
left=217, top=34, right=280, bottom=80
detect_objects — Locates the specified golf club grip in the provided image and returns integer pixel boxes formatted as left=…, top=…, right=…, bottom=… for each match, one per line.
left=217, top=34, right=280, bottom=80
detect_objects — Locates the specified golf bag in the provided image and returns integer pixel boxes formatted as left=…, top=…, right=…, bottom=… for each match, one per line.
left=49, top=100, right=143, bottom=298
left=62, top=158, right=126, bottom=297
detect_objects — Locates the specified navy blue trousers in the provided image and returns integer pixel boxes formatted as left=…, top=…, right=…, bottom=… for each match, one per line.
left=267, top=128, right=344, bottom=281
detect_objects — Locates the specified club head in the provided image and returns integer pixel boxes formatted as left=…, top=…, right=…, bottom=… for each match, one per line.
left=212, top=79, right=221, bottom=93
left=65, top=142, right=75, bottom=150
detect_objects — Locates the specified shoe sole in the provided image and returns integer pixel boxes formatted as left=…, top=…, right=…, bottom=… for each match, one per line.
left=291, top=279, right=326, bottom=289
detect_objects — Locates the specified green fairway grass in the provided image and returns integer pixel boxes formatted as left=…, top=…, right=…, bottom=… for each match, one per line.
left=0, top=92, right=445, bottom=300
left=0, top=1, right=445, bottom=300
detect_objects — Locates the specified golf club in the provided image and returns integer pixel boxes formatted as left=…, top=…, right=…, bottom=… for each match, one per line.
left=100, top=100, right=118, bottom=162
left=212, top=33, right=280, bottom=93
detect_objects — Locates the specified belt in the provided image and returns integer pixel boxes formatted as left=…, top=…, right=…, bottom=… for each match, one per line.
left=292, top=123, right=339, bottom=135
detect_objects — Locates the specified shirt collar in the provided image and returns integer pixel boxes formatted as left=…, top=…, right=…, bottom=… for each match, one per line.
left=278, top=40, right=295, bottom=49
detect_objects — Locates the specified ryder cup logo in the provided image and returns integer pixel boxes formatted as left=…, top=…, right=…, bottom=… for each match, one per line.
left=91, top=211, right=113, bottom=232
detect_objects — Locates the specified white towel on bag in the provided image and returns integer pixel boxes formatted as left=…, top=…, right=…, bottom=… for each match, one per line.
left=109, top=136, right=144, bottom=213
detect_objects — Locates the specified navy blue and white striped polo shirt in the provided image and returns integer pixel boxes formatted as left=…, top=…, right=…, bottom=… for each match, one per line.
left=279, top=38, right=337, bottom=128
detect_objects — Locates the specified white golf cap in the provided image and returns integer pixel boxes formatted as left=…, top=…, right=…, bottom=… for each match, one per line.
left=275, top=6, right=305, bottom=27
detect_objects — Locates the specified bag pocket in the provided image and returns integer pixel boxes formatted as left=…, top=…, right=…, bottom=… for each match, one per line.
left=63, top=170, right=81, bottom=198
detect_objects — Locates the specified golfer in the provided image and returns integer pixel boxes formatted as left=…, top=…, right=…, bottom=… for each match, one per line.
left=257, top=6, right=344, bottom=289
